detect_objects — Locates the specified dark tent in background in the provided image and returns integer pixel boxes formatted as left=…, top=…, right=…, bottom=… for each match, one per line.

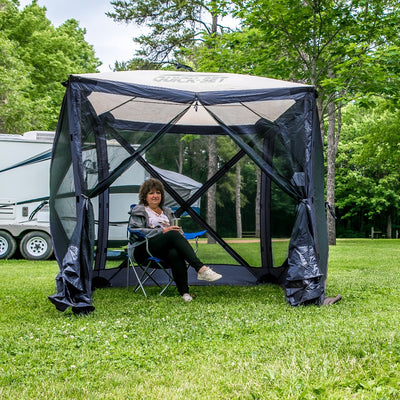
left=48, top=70, right=328, bottom=313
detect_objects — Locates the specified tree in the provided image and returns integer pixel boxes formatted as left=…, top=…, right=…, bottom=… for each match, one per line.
left=108, top=0, right=234, bottom=65
left=0, top=30, right=36, bottom=133
left=336, top=98, right=400, bottom=238
left=0, top=0, right=100, bottom=133
left=0, top=1, right=40, bottom=133
left=211, top=0, right=400, bottom=244
left=235, top=163, right=242, bottom=237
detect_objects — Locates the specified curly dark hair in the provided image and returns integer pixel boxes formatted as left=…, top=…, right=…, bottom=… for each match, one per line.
left=138, top=178, right=165, bottom=207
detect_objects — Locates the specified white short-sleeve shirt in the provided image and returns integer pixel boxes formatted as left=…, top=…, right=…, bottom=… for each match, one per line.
left=145, top=207, right=170, bottom=228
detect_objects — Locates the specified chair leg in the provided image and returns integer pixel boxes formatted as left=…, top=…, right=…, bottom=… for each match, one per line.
left=159, top=271, right=174, bottom=295
left=134, top=264, right=163, bottom=291
left=128, top=257, right=147, bottom=298
left=157, top=265, right=174, bottom=295
left=127, top=257, right=129, bottom=291
left=129, top=258, right=175, bottom=297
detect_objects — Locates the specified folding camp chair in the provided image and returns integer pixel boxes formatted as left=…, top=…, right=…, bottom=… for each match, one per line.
left=127, top=229, right=207, bottom=297
left=127, top=230, right=174, bottom=297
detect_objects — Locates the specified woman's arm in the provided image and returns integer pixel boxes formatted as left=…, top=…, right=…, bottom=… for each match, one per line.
left=129, top=213, right=163, bottom=239
left=128, top=205, right=163, bottom=241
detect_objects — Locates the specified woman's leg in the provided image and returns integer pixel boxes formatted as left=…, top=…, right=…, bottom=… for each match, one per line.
left=163, top=247, right=189, bottom=295
left=133, top=234, right=191, bottom=295
left=147, top=230, right=204, bottom=271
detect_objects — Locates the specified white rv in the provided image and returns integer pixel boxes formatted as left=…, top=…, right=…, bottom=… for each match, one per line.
left=0, top=132, right=201, bottom=260
left=0, top=131, right=54, bottom=260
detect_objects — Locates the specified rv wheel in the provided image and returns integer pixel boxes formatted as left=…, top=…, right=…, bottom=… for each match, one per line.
left=0, top=230, right=17, bottom=259
left=20, top=231, right=53, bottom=260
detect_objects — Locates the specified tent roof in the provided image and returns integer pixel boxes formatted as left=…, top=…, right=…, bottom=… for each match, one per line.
left=71, top=70, right=312, bottom=93
left=69, top=71, right=314, bottom=134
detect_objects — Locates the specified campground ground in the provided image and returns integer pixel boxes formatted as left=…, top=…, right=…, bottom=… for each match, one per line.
left=0, top=238, right=399, bottom=399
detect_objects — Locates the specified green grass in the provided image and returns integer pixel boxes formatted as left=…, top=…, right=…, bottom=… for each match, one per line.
left=176, top=238, right=288, bottom=266
left=1, top=239, right=400, bottom=399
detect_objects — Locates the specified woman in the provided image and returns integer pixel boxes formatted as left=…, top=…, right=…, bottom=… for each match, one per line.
left=128, top=178, right=222, bottom=301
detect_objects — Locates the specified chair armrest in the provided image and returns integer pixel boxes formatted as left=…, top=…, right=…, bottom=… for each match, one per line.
left=127, top=228, right=153, bottom=256
left=128, top=228, right=146, bottom=239
left=184, top=230, right=207, bottom=240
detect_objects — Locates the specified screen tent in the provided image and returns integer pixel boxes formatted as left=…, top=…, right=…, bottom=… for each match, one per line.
left=48, top=70, right=328, bottom=313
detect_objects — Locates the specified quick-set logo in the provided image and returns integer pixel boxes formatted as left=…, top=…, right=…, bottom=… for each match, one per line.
left=153, top=74, right=228, bottom=84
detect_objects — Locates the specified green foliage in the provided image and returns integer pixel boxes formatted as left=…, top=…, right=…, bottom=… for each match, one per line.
left=190, top=0, right=400, bottom=110
left=113, top=58, right=162, bottom=71
left=1, top=239, right=400, bottom=399
left=189, top=28, right=264, bottom=73
left=335, top=99, right=400, bottom=235
left=0, top=30, right=36, bottom=133
left=108, top=0, right=235, bottom=66
left=0, top=0, right=100, bottom=133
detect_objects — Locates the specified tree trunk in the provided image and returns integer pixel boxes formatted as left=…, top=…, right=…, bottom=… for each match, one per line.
left=177, top=140, right=183, bottom=174
left=205, top=13, right=218, bottom=245
left=236, top=164, right=242, bottom=238
left=326, top=100, right=337, bottom=245
left=386, top=214, right=392, bottom=239
left=317, top=96, right=325, bottom=145
left=207, top=135, right=217, bottom=244
left=212, top=14, right=218, bottom=34
left=255, top=168, right=261, bottom=238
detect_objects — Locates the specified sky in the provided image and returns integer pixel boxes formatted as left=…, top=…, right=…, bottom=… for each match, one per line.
left=18, top=0, right=141, bottom=72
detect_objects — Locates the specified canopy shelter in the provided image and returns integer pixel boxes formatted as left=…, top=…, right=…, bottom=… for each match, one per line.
left=48, top=70, right=328, bottom=313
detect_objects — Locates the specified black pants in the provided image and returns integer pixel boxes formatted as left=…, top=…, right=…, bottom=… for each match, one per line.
left=134, top=230, right=203, bottom=295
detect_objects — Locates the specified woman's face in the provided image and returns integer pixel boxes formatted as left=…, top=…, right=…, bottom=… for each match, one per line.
left=146, top=188, right=162, bottom=209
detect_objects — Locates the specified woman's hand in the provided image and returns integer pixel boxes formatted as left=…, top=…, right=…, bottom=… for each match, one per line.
left=162, top=225, right=181, bottom=234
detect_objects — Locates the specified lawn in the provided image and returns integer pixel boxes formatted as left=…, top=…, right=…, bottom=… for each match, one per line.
left=1, top=239, right=399, bottom=399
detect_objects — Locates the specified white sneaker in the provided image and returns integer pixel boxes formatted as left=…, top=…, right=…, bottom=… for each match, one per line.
left=182, top=293, right=193, bottom=302
left=197, top=267, right=222, bottom=282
